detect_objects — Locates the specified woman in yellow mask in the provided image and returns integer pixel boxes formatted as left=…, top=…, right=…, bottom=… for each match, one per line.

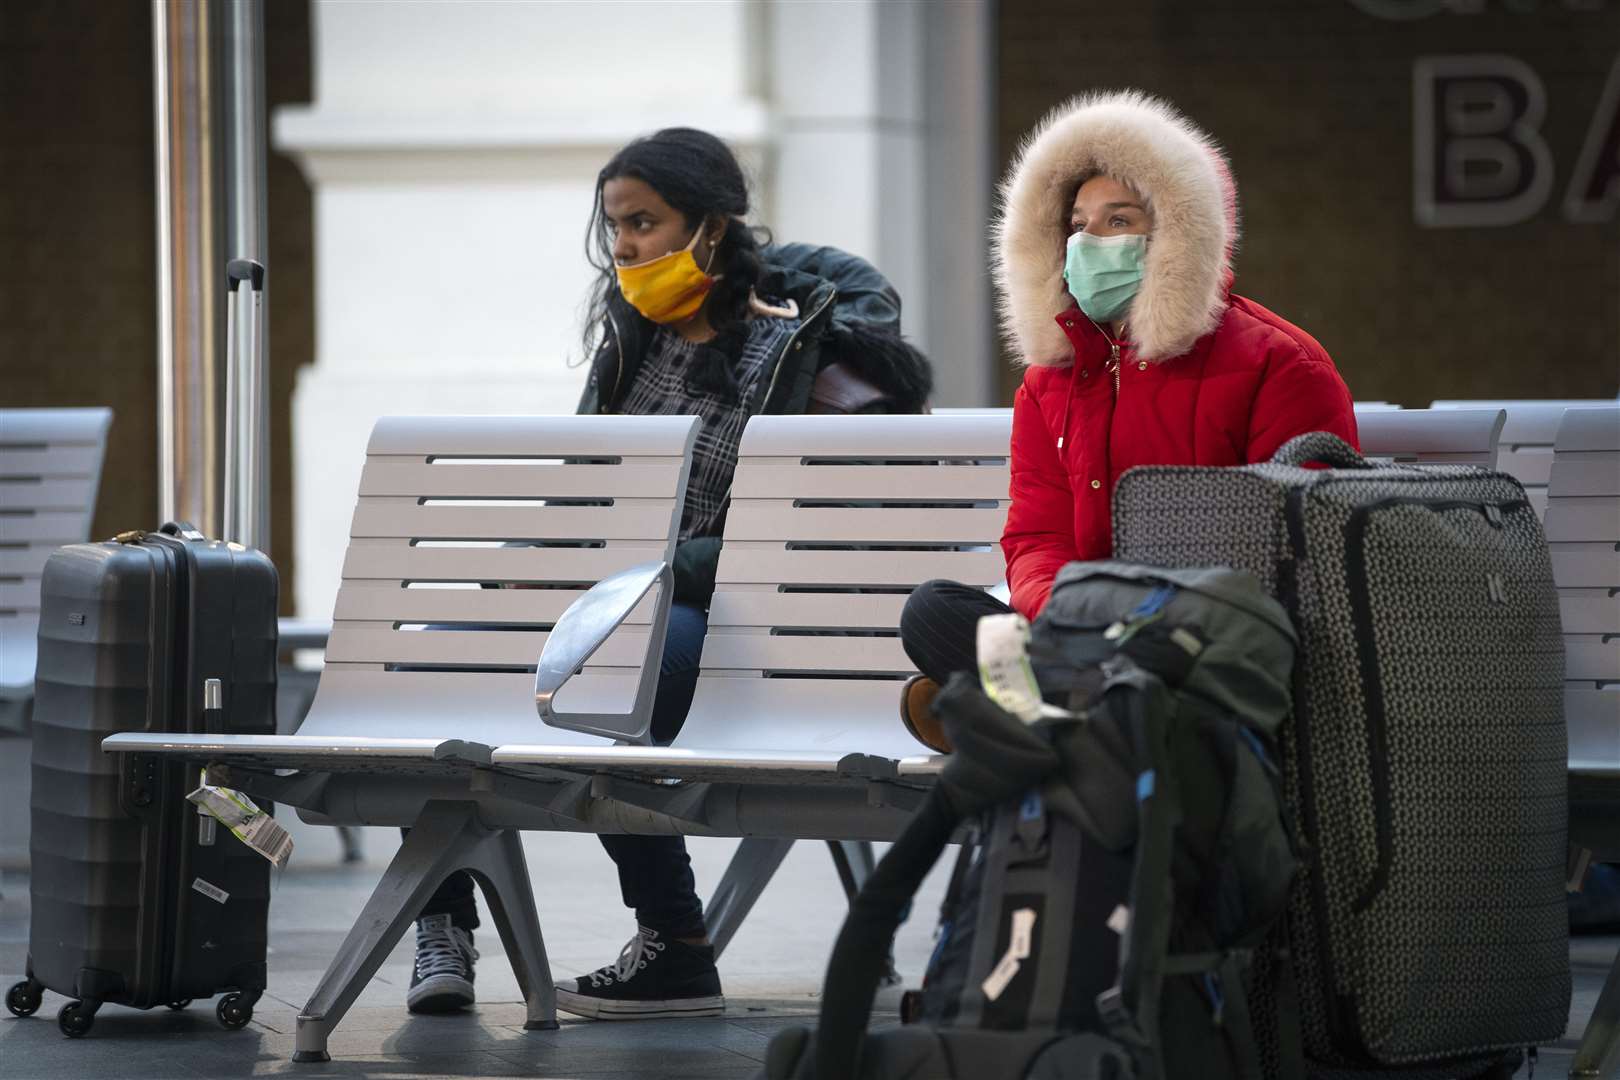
left=400, top=127, right=932, bottom=1022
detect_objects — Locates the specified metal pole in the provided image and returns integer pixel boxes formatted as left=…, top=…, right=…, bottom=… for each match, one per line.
left=152, top=0, right=220, bottom=534
left=221, top=0, right=269, bottom=552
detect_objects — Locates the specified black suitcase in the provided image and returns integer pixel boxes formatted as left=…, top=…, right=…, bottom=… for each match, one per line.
left=6, top=523, right=278, bottom=1037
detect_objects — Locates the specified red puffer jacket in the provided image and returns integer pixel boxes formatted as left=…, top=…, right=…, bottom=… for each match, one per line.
left=993, top=92, right=1358, bottom=618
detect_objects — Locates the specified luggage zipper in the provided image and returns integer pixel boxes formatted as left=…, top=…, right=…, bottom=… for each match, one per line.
left=1344, top=495, right=1530, bottom=916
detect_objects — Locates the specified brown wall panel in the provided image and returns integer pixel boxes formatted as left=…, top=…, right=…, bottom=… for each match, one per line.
left=996, top=0, right=1619, bottom=406
left=0, top=0, right=312, bottom=612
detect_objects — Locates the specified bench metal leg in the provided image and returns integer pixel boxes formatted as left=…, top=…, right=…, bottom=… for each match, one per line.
left=826, top=840, right=900, bottom=986
left=827, top=839, right=877, bottom=898
left=291, top=800, right=556, bottom=1063
left=705, top=838, right=795, bottom=959
left=1571, top=949, right=1620, bottom=1078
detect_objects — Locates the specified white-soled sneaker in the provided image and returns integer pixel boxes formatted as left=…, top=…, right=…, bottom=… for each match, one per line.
left=406, top=914, right=478, bottom=1014
left=555, top=925, right=724, bottom=1020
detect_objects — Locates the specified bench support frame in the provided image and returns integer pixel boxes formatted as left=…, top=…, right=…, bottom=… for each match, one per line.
left=292, top=799, right=557, bottom=1062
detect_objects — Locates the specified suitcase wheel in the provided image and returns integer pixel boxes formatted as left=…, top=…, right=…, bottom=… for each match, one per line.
left=56, top=1000, right=96, bottom=1038
left=166, top=999, right=193, bottom=1011
left=6, top=979, right=43, bottom=1018
left=216, top=993, right=253, bottom=1030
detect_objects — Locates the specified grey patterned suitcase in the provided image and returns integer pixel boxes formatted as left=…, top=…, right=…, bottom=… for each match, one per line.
left=1112, top=432, right=1569, bottom=1074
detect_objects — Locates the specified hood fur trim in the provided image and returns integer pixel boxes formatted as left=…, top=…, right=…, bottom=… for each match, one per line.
left=993, top=91, right=1237, bottom=364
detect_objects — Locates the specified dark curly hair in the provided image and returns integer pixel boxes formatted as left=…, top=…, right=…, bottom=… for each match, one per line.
left=580, top=127, right=769, bottom=371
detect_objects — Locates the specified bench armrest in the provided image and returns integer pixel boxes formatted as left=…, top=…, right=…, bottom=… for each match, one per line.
left=534, top=560, right=671, bottom=744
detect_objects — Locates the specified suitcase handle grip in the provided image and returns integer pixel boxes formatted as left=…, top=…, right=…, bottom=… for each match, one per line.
left=1271, top=431, right=1369, bottom=470
left=159, top=521, right=205, bottom=541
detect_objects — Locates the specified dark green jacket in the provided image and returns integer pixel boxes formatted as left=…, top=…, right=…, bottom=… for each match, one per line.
left=577, top=242, right=933, bottom=605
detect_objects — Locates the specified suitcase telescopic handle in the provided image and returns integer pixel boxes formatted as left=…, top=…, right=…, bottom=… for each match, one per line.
left=1271, top=431, right=1371, bottom=470
left=226, top=258, right=265, bottom=291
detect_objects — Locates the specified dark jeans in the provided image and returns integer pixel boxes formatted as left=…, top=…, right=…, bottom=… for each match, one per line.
left=899, top=578, right=1014, bottom=685
left=417, top=603, right=711, bottom=939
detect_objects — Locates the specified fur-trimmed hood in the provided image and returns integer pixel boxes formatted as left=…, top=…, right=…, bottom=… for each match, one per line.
left=993, top=91, right=1238, bottom=365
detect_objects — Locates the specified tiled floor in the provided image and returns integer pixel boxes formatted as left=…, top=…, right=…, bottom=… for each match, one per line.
left=0, top=818, right=1613, bottom=1079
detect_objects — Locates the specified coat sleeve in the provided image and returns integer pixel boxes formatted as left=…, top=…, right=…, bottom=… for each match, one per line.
left=1001, top=379, right=1079, bottom=619
left=1245, top=345, right=1360, bottom=463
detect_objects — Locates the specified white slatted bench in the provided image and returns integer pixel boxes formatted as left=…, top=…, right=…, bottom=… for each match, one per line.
left=1353, top=406, right=1503, bottom=468
left=103, top=411, right=1011, bottom=1062
left=104, top=414, right=700, bottom=1061
left=1433, top=399, right=1617, bottom=518
left=1548, top=406, right=1620, bottom=1080
left=0, top=408, right=113, bottom=733
left=498, top=412, right=1013, bottom=954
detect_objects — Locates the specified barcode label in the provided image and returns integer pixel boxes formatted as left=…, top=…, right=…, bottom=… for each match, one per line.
left=240, top=814, right=294, bottom=869
left=191, top=877, right=229, bottom=905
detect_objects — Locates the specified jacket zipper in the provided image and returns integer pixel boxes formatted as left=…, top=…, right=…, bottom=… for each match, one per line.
left=712, top=287, right=839, bottom=523
left=757, top=287, right=837, bottom=416
left=1107, top=343, right=1121, bottom=397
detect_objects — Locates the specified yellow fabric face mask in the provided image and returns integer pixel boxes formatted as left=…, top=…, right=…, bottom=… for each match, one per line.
left=614, top=226, right=717, bottom=324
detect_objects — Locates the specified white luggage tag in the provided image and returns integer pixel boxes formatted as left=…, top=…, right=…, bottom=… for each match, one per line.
left=982, top=907, right=1038, bottom=1002
left=976, top=614, right=1070, bottom=725
left=187, top=771, right=294, bottom=869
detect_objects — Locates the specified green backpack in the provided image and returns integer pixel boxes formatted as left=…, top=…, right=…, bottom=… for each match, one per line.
left=761, top=561, right=1301, bottom=1080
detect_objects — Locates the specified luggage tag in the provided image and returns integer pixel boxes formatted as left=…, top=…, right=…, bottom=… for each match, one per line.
left=977, top=614, right=1071, bottom=725
left=982, top=907, right=1037, bottom=1002
left=186, top=771, right=294, bottom=869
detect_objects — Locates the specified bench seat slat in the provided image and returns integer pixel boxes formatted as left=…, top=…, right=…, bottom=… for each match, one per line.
left=730, top=463, right=1009, bottom=501
left=1567, top=685, right=1620, bottom=777
left=325, top=626, right=650, bottom=668
left=721, top=505, right=1008, bottom=544
left=700, top=633, right=910, bottom=675
left=0, top=509, right=91, bottom=542
left=334, top=584, right=657, bottom=626
left=0, top=582, right=40, bottom=611
left=1551, top=543, right=1620, bottom=587
left=1545, top=497, right=1620, bottom=543
left=1548, top=453, right=1620, bottom=498
left=707, top=591, right=907, bottom=630
left=348, top=502, right=677, bottom=541
left=671, top=676, right=932, bottom=760
left=0, top=548, right=52, bottom=576
left=715, top=547, right=1004, bottom=588
left=1565, top=635, right=1620, bottom=681
left=1560, top=589, right=1620, bottom=635
left=0, top=446, right=103, bottom=477
left=360, top=460, right=684, bottom=499
left=364, top=414, right=701, bottom=457
left=0, top=480, right=97, bottom=512
left=341, top=543, right=668, bottom=583
left=1496, top=447, right=1553, bottom=488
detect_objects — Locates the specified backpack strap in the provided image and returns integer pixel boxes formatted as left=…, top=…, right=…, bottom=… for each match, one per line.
left=1095, top=669, right=1181, bottom=1070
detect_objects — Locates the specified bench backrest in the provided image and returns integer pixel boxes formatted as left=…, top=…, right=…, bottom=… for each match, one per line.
left=1354, top=407, right=1503, bottom=468
left=0, top=408, right=113, bottom=693
left=1433, top=399, right=1619, bottom=515
left=1546, top=407, right=1619, bottom=774
left=300, top=415, right=697, bottom=744
left=675, top=413, right=1014, bottom=758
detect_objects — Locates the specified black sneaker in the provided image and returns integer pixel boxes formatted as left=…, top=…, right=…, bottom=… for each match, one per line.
left=406, top=914, right=478, bottom=1014
left=555, top=925, right=724, bottom=1020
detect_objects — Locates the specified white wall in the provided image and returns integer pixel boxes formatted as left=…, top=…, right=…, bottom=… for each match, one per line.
left=278, top=0, right=993, bottom=620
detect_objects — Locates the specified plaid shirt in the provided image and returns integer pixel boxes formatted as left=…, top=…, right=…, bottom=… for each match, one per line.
left=619, top=315, right=799, bottom=541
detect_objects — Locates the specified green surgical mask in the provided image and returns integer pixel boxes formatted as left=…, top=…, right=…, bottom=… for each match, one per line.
left=1063, top=232, right=1146, bottom=324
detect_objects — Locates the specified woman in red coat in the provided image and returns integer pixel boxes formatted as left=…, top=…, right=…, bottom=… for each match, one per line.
left=899, top=90, right=1357, bottom=751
